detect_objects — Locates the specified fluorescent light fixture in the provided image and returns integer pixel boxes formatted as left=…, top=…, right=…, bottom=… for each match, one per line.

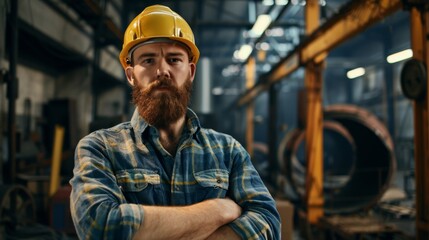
left=212, top=87, right=224, bottom=95
left=387, top=49, right=413, bottom=64
left=347, top=67, right=365, bottom=79
left=249, top=14, right=272, bottom=38
left=263, top=0, right=288, bottom=5
left=262, top=0, right=274, bottom=5
left=235, top=44, right=253, bottom=61
left=275, top=0, right=288, bottom=5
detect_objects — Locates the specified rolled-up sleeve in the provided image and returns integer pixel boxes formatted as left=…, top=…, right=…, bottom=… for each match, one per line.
left=70, top=134, right=144, bottom=240
left=228, top=140, right=281, bottom=240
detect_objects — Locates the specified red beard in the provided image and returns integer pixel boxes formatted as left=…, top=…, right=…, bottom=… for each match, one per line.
left=132, top=76, right=192, bottom=127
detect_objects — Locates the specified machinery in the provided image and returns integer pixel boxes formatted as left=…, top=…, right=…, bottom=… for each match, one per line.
left=280, top=105, right=396, bottom=214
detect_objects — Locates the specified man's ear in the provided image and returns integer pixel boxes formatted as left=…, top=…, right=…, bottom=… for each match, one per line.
left=189, top=62, right=196, bottom=83
left=125, top=67, right=134, bottom=86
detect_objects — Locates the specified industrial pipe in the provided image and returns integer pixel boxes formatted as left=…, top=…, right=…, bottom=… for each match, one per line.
left=280, top=104, right=396, bottom=214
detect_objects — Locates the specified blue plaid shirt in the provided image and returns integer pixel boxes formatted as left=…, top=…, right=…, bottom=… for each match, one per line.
left=70, top=109, right=280, bottom=239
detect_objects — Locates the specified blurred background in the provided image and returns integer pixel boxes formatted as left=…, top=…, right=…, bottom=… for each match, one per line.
left=0, top=0, right=427, bottom=239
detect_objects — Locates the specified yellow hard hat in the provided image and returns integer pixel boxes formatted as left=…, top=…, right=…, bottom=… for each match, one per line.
left=119, top=5, right=200, bottom=69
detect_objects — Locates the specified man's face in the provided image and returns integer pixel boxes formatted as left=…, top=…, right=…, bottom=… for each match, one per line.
left=126, top=42, right=196, bottom=127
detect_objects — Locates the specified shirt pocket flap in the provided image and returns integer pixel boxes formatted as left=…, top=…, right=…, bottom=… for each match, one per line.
left=194, top=169, right=229, bottom=190
left=116, top=169, right=160, bottom=192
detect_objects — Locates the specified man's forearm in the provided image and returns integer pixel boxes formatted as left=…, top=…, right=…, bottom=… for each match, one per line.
left=132, top=198, right=241, bottom=240
left=205, top=225, right=241, bottom=240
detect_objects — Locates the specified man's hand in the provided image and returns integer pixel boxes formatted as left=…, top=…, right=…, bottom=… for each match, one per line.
left=204, top=199, right=242, bottom=240
left=211, top=198, right=242, bottom=223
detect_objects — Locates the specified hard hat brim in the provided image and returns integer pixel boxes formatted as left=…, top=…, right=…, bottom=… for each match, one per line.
left=120, top=37, right=200, bottom=68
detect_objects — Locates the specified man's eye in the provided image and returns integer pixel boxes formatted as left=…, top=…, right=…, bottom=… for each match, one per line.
left=142, top=59, right=154, bottom=64
left=169, top=58, right=181, bottom=63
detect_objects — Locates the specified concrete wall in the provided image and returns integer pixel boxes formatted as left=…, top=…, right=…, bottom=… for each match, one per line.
left=19, top=0, right=93, bottom=59
left=0, top=0, right=126, bottom=141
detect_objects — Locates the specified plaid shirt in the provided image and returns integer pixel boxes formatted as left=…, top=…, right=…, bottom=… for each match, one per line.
left=70, top=109, right=280, bottom=240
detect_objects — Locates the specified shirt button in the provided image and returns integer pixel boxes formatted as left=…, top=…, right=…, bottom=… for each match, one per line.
left=216, top=178, right=222, bottom=184
left=175, top=186, right=180, bottom=190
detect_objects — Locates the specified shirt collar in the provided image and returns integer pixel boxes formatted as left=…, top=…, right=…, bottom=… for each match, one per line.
left=185, top=108, right=201, bottom=136
left=131, top=107, right=201, bottom=136
left=130, top=108, right=150, bottom=134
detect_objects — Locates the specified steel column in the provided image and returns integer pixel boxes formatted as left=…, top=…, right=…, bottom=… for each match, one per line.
left=0, top=0, right=7, bottom=185
left=121, top=3, right=131, bottom=115
left=7, top=0, right=18, bottom=185
left=409, top=7, right=429, bottom=240
left=268, top=84, right=278, bottom=187
left=245, top=57, right=256, bottom=157
left=304, top=0, right=324, bottom=224
left=91, top=0, right=106, bottom=118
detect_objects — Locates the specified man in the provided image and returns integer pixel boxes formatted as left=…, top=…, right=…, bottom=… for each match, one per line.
left=70, top=4, right=280, bottom=240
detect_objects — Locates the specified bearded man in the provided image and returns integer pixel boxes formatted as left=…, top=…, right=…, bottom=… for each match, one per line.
left=70, top=5, right=280, bottom=240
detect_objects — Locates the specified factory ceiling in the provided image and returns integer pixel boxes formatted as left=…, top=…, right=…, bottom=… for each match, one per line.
left=10, top=0, right=410, bottom=101
left=39, top=0, right=350, bottom=77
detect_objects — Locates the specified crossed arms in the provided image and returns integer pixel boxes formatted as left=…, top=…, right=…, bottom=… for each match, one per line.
left=132, top=198, right=241, bottom=240
left=70, top=135, right=280, bottom=240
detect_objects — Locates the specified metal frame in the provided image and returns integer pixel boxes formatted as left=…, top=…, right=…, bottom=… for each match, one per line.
left=236, top=0, right=405, bottom=227
left=237, top=0, right=402, bottom=107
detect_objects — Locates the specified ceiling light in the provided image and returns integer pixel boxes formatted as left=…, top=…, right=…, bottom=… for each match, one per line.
left=387, top=49, right=413, bottom=64
left=347, top=67, right=365, bottom=79
left=262, top=0, right=274, bottom=5
left=235, top=44, right=253, bottom=61
left=212, top=87, right=224, bottom=95
left=275, top=0, right=288, bottom=5
left=249, top=14, right=272, bottom=38
left=263, top=0, right=288, bottom=5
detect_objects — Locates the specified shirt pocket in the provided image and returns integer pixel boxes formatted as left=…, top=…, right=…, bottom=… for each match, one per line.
left=194, top=169, right=229, bottom=199
left=116, top=169, right=161, bottom=204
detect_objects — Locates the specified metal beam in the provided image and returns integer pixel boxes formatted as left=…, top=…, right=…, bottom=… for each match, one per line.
left=6, top=0, right=18, bottom=185
left=409, top=7, right=429, bottom=240
left=238, top=52, right=299, bottom=106
left=304, top=0, right=324, bottom=225
left=301, top=0, right=401, bottom=63
left=236, top=0, right=402, bottom=107
left=267, top=84, right=278, bottom=188
left=195, top=20, right=302, bottom=29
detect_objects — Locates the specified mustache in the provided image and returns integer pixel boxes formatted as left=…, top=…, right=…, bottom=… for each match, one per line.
left=147, top=77, right=176, bottom=91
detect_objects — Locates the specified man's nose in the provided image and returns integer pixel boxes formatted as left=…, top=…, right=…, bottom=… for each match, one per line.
left=156, top=60, right=170, bottom=79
